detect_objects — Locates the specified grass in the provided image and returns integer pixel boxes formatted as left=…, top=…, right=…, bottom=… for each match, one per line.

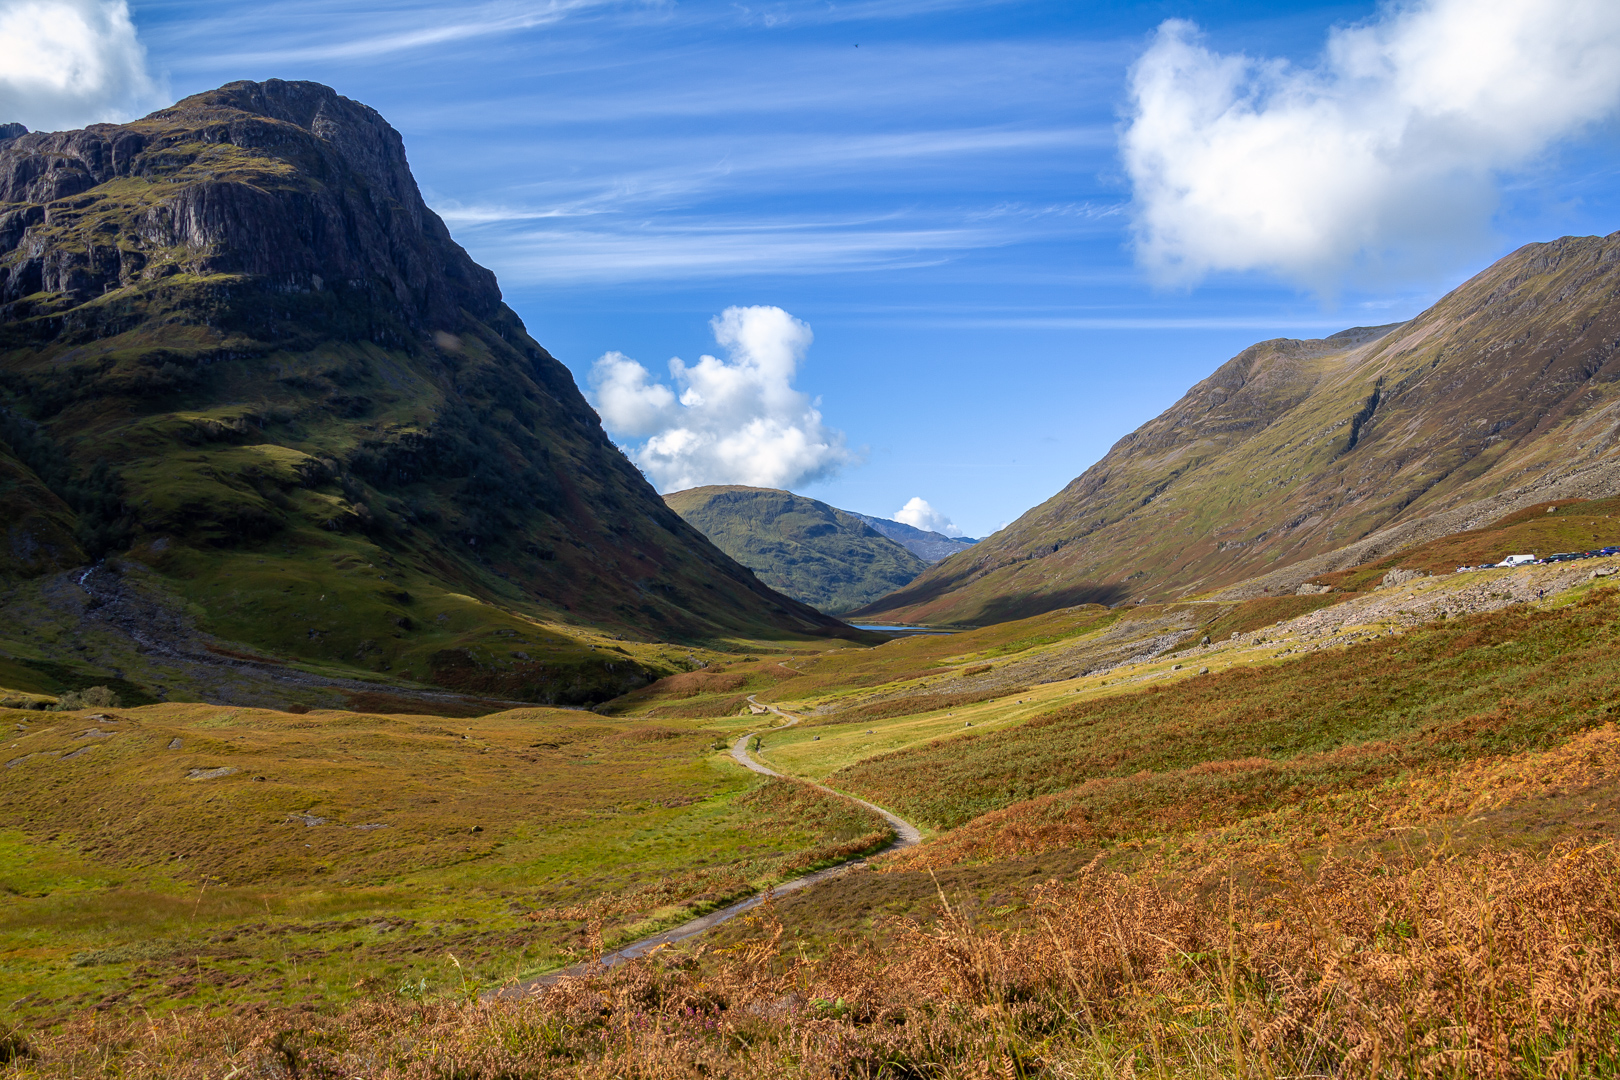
left=0, top=703, right=887, bottom=1023
left=597, top=657, right=809, bottom=720
left=756, top=690, right=1057, bottom=780
left=831, top=586, right=1620, bottom=831
left=1310, top=495, right=1620, bottom=590
left=7, top=767, right=1617, bottom=1077
left=8, top=501, right=1620, bottom=1074
left=758, top=603, right=1121, bottom=700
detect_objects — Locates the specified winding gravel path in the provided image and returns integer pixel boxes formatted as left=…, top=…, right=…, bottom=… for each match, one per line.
left=734, top=697, right=922, bottom=848
left=487, top=695, right=921, bottom=1000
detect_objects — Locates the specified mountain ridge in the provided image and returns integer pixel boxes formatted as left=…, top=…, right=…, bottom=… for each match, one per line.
left=856, top=233, right=1620, bottom=625
left=664, top=485, right=928, bottom=614
left=849, top=513, right=978, bottom=562
left=0, top=80, right=863, bottom=707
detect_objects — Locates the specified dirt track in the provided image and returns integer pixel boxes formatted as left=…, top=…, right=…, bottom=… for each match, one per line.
left=487, top=697, right=922, bottom=1001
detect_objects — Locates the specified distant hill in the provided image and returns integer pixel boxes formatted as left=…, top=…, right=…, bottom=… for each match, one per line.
left=0, top=80, right=862, bottom=708
left=850, top=514, right=978, bottom=563
left=856, top=232, right=1620, bottom=626
left=665, top=487, right=929, bottom=613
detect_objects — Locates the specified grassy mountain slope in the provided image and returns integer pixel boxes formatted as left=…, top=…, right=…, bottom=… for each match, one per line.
left=665, top=486, right=928, bottom=614
left=0, top=441, right=82, bottom=578
left=0, top=81, right=860, bottom=704
left=858, top=232, right=1620, bottom=625
left=836, top=587, right=1620, bottom=831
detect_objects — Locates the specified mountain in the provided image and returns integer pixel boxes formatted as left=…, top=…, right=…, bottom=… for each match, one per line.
left=0, top=80, right=862, bottom=707
left=849, top=513, right=978, bottom=563
left=664, top=486, right=929, bottom=614
left=856, top=232, right=1620, bottom=626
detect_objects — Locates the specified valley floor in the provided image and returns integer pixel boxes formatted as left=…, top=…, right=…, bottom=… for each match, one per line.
left=6, top=499, right=1620, bottom=1076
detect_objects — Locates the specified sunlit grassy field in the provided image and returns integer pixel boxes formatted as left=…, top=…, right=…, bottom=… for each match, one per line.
left=9, top=501, right=1620, bottom=1076
left=0, top=703, right=886, bottom=1023
left=832, top=586, right=1620, bottom=831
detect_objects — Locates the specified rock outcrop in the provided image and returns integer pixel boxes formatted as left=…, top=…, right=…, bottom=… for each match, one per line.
left=0, top=81, right=863, bottom=704
left=0, top=81, right=493, bottom=333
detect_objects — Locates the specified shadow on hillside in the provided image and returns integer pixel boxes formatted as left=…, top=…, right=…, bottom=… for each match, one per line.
left=965, top=583, right=1132, bottom=626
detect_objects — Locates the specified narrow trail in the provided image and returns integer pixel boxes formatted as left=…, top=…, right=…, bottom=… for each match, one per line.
left=487, top=696, right=922, bottom=1001
left=733, top=697, right=922, bottom=848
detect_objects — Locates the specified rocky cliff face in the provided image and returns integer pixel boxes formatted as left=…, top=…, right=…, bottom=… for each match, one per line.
left=857, top=233, right=1620, bottom=625
left=0, top=81, right=859, bottom=705
left=0, top=80, right=495, bottom=334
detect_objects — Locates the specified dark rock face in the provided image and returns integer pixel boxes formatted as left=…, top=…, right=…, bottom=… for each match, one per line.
left=0, top=80, right=861, bottom=690
left=0, top=80, right=494, bottom=331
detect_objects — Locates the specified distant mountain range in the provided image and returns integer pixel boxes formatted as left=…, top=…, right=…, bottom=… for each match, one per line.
left=856, top=231, right=1620, bottom=626
left=664, top=486, right=928, bottom=614
left=0, top=81, right=863, bottom=708
left=849, top=514, right=978, bottom=563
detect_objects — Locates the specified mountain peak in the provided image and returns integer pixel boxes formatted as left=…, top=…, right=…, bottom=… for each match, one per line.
left=168, top=80, right=432, bottom=236
left=0, top=82, right=860, bottom=707
left=858, top=231, right=1620, bottom=625
left=666, top=486, right=928, bottom=613
left=0, top=78, right=496, bottom=334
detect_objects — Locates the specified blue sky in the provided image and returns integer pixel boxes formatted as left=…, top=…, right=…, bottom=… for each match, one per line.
left=10, top=0, right=1620, bottom=537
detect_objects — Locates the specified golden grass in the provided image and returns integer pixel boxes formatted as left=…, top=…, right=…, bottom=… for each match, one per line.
left=9, top=524, right=1620, bottom=1074
left=885, top=719, right=1620, bottom=873
left=0, top=703, right=886, bottom=1020
left=6, top=839, right=1616, bottom=1077
left=830, top=589, right=1620, bottom=832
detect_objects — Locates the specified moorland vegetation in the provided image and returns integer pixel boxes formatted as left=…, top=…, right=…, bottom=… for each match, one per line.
left=7, top=498, right=1620, bottom=1076
left=859, top=233, right=1620, bottom=626
left=5, top=79, right=1620, bottom=1080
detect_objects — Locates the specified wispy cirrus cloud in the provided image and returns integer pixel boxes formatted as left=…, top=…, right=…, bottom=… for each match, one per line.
left=914, top=316, right=1366, bottom=330
left=481, top=219, right=1001, bottom=282
left=424, top=122, right=1109, bottom=283
left=434, top=203, right=601, bottom=225
left=403, top=39, right=1119, bottom=126
left=727, top=0, right=1026, bottom=28
left=152, top=0, right=645, bottom=68
left=432, top=125, right=1104, bottom=218
left=152, top=0, right=1054, bottom=73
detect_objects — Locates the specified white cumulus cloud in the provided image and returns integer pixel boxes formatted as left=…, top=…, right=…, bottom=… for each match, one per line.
left=1121, top=0, right=1620, bottom=287
left=0, top=0, right=159, bottom=131
left=893, top=497, right=962, bottom=537
left=589, top=305, right=855, bottom=493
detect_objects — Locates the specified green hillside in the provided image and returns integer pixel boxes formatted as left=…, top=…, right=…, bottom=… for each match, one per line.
left=665, top=486, right=928, bottom=614
left=0, top=81, right=861, bottom=708
left=857, top=232, right=1620, bottom=626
